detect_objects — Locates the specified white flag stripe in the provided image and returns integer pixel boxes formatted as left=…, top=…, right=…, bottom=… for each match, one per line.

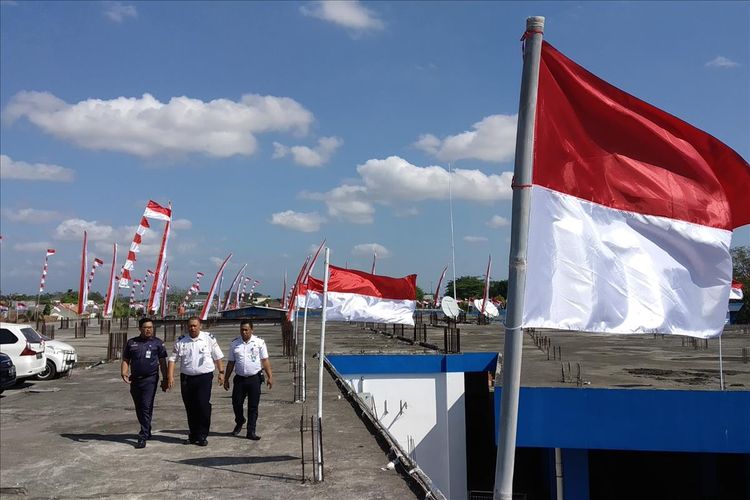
left=523, top=186, right=732, bottom=338
left=325, top=291, right=415, bottom=325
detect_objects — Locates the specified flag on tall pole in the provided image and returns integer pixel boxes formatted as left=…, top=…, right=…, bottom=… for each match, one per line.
left=481, top=255, right=491, bottom=315
left=223, top=263, right=247, bottom=310
left=323, top=266, right=417, bottom=325
left=199, top=254, right=232, bottom=321
left=120, top=200, right=171, bottom=288
left=87, top=258, right=105, bottom=292
left=371, top=251, right=377, bottom=274
left=522, top=41, right=750, bottom=339
left=77, top=231, right=88, bottom=315
left=38, top=249, right=55, bottom=293
left=433, top=265, right=448, bottom=308
left=147, top=202, right=172, bottom=313
left=286, top=256, right=311, bottom=321
left=103, top=244, right=118, bottom=317
left=160, top=267, right=170, bottom=317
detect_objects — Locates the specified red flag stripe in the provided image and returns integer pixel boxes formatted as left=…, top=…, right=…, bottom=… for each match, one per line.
left=328, top=266, right=416, bottom=300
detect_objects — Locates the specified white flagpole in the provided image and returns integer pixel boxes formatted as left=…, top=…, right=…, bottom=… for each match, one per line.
left=302, top=291, right=310, bottom=401
left=494, top=16, right=545, bottom=500
left=316, top=247, right=330, bottom=480
left=719, top=334, right=725, bottom=390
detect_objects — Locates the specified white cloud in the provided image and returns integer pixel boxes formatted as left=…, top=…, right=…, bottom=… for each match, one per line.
left=103, top=1, right=137, bottom=23
left=172, top=218, right=192, bottom=230
left=414, top=114, right=517, bottom=163
left=0, top=154, right=75, bottom=182
left=301, top=1, right=384, bottom=34
left=270, top=210, right=325, bottom=232
left=2, top=208, right=63, bottom=224
left=303, top=185, right=375, bottom=224
left=358, top=156, right=513, bottom=203
left=486, top=215, right=509, bottom=228
left=54, top=219, right=114, bottom=241
left=705, top=56, right=740, bottom=69
left=12, top=241, right=54, bottom=252
left=393, top=207, right=419, bottom=217
left=4, top=91, right=314, bottom=159
left=464, top=236, right=488, bottom=243
left=352, top=243, right=390, bottom=258
left=273, top=136, right=343, bottom=167
left=210, top=257, right=224, bottom=267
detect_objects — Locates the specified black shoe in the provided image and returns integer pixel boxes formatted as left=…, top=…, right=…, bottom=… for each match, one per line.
left=183, top=438, right=197, bottom=445
left=247, top=433, right=261, bottom=441
left=135, top=439, right=146, bottom=449
left=196, top=439, right=208, bottom=447
left=231, top=423, right=243, bottom=436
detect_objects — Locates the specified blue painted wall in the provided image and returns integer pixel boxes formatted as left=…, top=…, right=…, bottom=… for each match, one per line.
left=495, top=387, right=750, bottom=454
left=328, top=352, right=498, bottom=375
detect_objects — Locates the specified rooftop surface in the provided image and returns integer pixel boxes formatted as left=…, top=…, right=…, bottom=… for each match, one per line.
left=1, top=318, right=749, bottom=498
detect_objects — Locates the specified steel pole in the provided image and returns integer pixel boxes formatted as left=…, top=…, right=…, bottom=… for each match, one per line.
left=302, top=292, right=310, bottom=401
left=494, top=16, right=545, bottom=500
left=316, top=247, right=330, bottom=480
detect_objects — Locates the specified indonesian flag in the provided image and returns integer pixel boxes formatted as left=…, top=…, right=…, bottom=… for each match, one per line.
left=143, top=200, right=172, bottom=221
left=296, top=276, right=324, bottom=309
left=46, top=249, right=55, bottom=256
left=103, top=243, right=118, bottom=317
left=522, top=42, right=750, bottom=339
left=199, top=253, right=232, bottom=320
left=324, top=266, right=417, bottom=325
left=730, top=281, right=744, bottom=301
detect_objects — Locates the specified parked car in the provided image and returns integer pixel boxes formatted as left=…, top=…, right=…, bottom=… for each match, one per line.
left=37, top=335, right=77, bottom=380
left=0, top=352, right=16, bottom=393
left=0, top=322, right=46, bottom=380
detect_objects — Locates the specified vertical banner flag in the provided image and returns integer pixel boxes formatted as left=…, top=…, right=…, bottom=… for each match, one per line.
left=223, top=263, right=247, bottom=310
left=159, top=267, right=170, bottom=317
left=103, top=243, right=118, bottom=317
left=482, top=255, right=491, bottom=314
left=371, top=251, right=377, bottom=274
left=147, top=203, right=172, bottom=313
left=324, top=266, right=417, bottom=325
left=433, top=265, right=448, bottom=308
left=121, top=217, right=150, bottom=287
left=523, top=41, right=750, bottom=338
left=77, top=231, right=88, bottom=315
left=286, top=256, right=311, bottom=321
left=39, top=249, right=56, bottom=293
left=199, top=253, right=233, bottom=320
left=87, top=258, right=105, bottom=292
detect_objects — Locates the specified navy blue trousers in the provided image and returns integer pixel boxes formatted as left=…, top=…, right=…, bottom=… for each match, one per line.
left=130, top=374, right=158, bottom=440
left=232, top=373, right=262, bottom=435
left=180, top=373, right=213, bottom=441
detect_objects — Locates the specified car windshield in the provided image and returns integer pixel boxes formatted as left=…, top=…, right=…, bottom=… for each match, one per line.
left=20, top=327, right=43, bottom=343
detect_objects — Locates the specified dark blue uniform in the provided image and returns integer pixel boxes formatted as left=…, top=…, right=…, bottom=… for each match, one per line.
left=123, top=336, right=167, bottom=440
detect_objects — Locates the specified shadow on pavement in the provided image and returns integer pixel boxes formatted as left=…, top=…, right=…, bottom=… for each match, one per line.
left=168, top=455, right=301, bottom=482
left=159, top=428, right=240, bottom=438
left=60, top=433, right=185, bottom=445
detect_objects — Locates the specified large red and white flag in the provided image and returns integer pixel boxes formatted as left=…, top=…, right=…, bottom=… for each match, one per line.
left=199, top=253, right=232, bottom=320
left=147, top=205, right=171, bottom=313
left=296, top=276, right=324, bottom=309
left=324, top=266, right=417, bottom=325
left=103, top=244, right=118, bottom=317
left=77, top=231, right=88, bottom=315
left=523, top=42, right=750, bottom=339
left=730, top=281, right=744, bottom=301
left=143, top=200, right=172, bottom=221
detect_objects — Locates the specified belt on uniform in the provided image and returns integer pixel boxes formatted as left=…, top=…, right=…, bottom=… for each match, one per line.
left=180, top=372, right=213, bottom=379
left=234, top=372, right=260, bottom=379
left=130, top=373, right=158, bottom=380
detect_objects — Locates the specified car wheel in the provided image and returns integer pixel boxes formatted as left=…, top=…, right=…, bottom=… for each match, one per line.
left=37, top=360, right=57, bottom=381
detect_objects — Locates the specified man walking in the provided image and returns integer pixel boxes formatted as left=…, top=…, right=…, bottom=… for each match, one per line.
left=121, top=317, right=168, bottom=449
left=166, top=316, right=224, bottom=446
left=223, top=320, right=273, bottom=440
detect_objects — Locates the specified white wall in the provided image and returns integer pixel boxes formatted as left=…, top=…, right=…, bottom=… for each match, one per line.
left=343, top=373, right=467, bottom=500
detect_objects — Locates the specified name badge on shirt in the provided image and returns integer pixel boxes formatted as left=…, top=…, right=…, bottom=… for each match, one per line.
left=145, top=350, right=152, bottom=359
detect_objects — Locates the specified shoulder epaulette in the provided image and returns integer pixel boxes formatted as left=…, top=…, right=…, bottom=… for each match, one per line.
left=178, top=334, right=185, bottom=340
left=208, top=332, right=215, bottom=339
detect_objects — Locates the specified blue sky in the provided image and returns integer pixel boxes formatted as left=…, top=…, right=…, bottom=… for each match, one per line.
left=1, top=1, right=748, bottom=297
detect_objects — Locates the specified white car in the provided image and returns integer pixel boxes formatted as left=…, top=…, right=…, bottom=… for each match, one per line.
left=0, top=322, right=46, bottom=380
left=38, top=336, right=77, bottom=380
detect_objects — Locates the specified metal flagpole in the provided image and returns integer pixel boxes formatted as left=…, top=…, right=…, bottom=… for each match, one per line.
left=316, top=247, right=330, bottom=481
left=216, top=274, right=224, bottom=313
left=449, top=162, right=457, bottom=300
left=494, top=16, right=545, bottom=500
left=719, top=334, right=725, bottom=390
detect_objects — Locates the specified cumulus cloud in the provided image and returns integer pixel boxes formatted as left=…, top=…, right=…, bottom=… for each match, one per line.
left=352, top=243, right=390, bottom=258
left=464, top=236, right=488, bottom=243
left=172, top=218, right=192, bottom=230
left=486, top=215, right=509, bottom=228
left=4, top=91, right=314, bottom=159
left=2, top=208, right=63, bottom=224
left=272, top=136, right=343, bottom=167
left=300, top=0, right=384, bottom=34
left=103, top=1, right=137, bottom=23
left=0, top=154, right=75, bottom=182
left=210, top=257, right=225, bottom=267
left=705, top=56, right=740, bottom=69
left=54, top=219, right=115, bottom=241
left=303, top=185, right=375, bottom=224
left=12, top=241, right=54, bottom=252
left=414, top=114, right=517, bottom=162
left=270, top=210, right=325, bottom=232
left=358, top=156, right=513, bottom=203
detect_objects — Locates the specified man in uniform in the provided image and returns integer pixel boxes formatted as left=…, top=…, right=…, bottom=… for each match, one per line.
left=223, top=320, right=273, bottom=440
left=121, top=317, right=168, bottom=449
left=166, top=316, right=224, bottom=446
